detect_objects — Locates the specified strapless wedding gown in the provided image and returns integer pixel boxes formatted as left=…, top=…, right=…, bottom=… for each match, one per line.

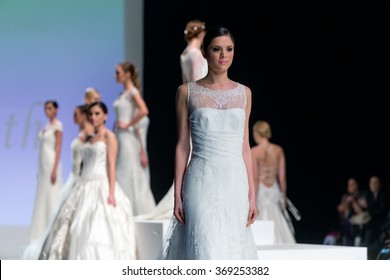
left=38, top=141, right=137, bottom=259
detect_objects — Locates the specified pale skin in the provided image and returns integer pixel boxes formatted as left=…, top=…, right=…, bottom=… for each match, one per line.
left=82, top=98, right=98, bottom=137
left=88, top=104, right=118, bottom=207
left=115, top=64, right=149, bottom=169
left=73, top=106, right=92, bottom=142
left=84, top=92, right=100, bottom=105
left=251, top=135, right=287, bottom=209
left=44, top=103, right=62, bottom=185
left=174, top=34, right=257, bottom=227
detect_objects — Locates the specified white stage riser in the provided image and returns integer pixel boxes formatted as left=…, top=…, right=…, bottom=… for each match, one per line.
left=0, top=221, right=366, bottom=260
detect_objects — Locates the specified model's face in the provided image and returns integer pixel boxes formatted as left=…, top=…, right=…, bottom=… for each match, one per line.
left=73, top=108, right=85, bottom=125
left=44, top=103, right=57, bottom=119
left=88, top=105, right=106, bottom=128
left=115, top=65, right=128, bottom=84
left=204, top=35, right=234, bottom=72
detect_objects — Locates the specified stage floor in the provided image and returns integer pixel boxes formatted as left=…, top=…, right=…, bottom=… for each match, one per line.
left=0, top=223, right=367, bottom=260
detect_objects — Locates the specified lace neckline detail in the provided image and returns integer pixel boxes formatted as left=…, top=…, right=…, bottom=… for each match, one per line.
left=193, top=81, right=240, bottom=93
left=188, top=81, right=246, bottom=113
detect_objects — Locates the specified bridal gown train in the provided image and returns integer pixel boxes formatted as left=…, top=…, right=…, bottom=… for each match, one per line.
left=158, top=82, right=257, bottom=260
left=38, top=141, right=137, bottom=260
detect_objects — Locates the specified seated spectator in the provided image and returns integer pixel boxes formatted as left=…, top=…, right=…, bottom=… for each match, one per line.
left=337, top=177, right=366, bottom=246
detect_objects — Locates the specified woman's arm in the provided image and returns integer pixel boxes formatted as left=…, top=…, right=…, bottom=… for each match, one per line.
left=135, top=127, right=149, bottom=169
left=106, top=131, right=118, bottom=207
left=174, top=85, right=191, bottom=224
left=116, top=90, right=149, bottom=130
left=243, top=87, right=257, bottom=227
left=127, top=92, right=149, bottom=129
left=278, top=147, right=287, bottom=208
left=51, top=128, right=63, bottom=184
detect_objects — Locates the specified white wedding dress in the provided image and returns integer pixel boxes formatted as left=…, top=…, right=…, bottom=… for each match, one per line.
left=158, top=82, right=258, bottom=260
left=38, top=141, right=137, bottom=260
left=256, top=183, right=296, bottom=244
left=113, top=89, right=156, bottom=215
left=29, top=121, right=63, bottom=241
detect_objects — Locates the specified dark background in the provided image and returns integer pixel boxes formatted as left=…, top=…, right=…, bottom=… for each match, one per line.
left=142, top=0, right=390, bottom=244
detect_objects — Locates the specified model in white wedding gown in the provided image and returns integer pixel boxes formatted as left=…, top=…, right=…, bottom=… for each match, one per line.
left=252, top=135, right=296, bottom=244
left=158, top=82, right=257, bottom=260
left=29, top=121, right=63, bottom=242
left=113, top=89, right=156, bottom=216
left=37, top=141, right=136, bottom=259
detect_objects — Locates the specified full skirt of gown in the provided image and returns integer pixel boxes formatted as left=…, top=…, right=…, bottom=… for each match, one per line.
left=38, top=141, right=137, bottom=260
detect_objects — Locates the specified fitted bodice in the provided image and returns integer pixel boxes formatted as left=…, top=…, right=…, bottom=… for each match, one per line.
left=79, top=141, right=107, bottom=180
left=112, top=89, right=139, bottom=122
left=38, top=121, right=63, bottom=155
left=188, top=82, right=246, bottom=161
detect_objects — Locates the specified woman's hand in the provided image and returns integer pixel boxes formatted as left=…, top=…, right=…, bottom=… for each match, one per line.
left=140, top=149, right=149, bottom=169
left=247, top=197, right=257, bottom=227
left=174, top=198, right=185, bottom=224
left=107, top=193, right=117, bottom=207
left=116, top=121, right=129, bottom=129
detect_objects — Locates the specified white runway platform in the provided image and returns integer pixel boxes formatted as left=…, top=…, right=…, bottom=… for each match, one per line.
left=0, top=220, right=367, bottom=260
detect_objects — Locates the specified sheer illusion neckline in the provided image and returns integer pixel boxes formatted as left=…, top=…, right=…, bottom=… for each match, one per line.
left=194, top=81, right=240, bottom=92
